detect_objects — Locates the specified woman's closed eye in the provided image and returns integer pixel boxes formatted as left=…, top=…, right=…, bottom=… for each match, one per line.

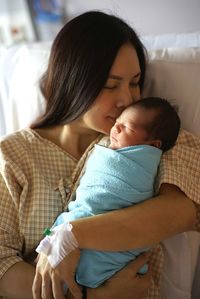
left=104, top=86, right=117, bottom=89
left=104, top=81, right=139, bottom=89
left=130, top=81, right=140, bottom=88
left=104, top=84, right=119, bottom=90
left=104, top=76, right=121, bottom=90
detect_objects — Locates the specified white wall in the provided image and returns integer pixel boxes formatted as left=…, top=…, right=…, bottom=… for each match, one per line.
left=0, top=0, right=35, bottom=45
left=1, top=0, right=200, bottom=44
left=65, top=0, right=200, bottom=36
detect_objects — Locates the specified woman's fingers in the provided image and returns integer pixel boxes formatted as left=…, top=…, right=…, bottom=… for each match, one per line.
left=87, top=253, right=152, bottom=299
left=41, top=273, right=54, bottom=299
left=110, top=252, right=152, bottom=297
left=56, top=250, right=82, bottom=299
left=32, top=271, right=54, bottom=299
left=125, top=252, right=152, bottom=294
left=51, top=273, right=66, bottom=299
left=32, top=272, right=42, bottom=299
left=32, top=253, right=55, bottom=299
left=63, top=278, right=82, bottom=299
left=124, top=252, right=151, bottom=276
left=32, top=250, right=82, bottom=299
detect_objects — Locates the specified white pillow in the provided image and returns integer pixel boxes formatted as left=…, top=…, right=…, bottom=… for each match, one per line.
left=143, top=47, right=200, bottom=137
left=0, top=43, right=50, bottom=136
left=142, top=32, right=200, bottom=50
left=1, top=44, right=200, bottom=138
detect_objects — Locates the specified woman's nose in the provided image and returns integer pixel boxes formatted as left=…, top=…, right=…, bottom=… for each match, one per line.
left=133, top=86, right=141, bottom=103
left=116, top=86, right=140, bottom=108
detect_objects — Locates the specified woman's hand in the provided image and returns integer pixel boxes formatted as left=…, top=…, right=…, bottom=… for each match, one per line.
left=88, top=252, right=151, bottom=299
left=32, top=249, right=82, bottom=299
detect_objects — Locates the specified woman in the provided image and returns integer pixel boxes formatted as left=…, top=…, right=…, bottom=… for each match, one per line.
left=0, top=11, right=198, bottom=299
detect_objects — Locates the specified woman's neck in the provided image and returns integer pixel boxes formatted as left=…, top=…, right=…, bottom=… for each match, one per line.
left=34, top=124, right=100, bottom=160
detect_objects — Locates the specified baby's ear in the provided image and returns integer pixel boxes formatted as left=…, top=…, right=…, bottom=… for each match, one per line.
left=150, top=140, right=162, bottom=149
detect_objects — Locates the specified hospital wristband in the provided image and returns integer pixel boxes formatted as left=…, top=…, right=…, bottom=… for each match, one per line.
left=36, top=222, right=79, bottom=268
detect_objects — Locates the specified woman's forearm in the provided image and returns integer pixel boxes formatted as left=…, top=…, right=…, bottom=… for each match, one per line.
left=0, top=261, right=35, bottom=299
left=71, top=184, right=196, bottom=251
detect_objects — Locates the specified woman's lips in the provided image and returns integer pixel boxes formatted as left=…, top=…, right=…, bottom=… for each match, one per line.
left=107, top=116, right=116, bottom=123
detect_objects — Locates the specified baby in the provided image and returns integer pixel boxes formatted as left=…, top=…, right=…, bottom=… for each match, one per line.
left=37, top=97, right=180, bottom=288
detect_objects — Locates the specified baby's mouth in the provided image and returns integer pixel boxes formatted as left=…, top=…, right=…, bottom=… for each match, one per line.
left=110, top=133, right=117, bottom=143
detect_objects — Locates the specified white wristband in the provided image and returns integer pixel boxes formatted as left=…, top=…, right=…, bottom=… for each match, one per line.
left=36, top=222, right=78, bottom=268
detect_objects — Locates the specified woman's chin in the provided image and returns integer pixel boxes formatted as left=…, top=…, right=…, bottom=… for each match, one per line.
left=101, top=125, right=113, bottom=135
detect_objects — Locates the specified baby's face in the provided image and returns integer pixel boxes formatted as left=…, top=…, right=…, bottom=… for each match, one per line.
left=110, top=106, right=152, bottom=149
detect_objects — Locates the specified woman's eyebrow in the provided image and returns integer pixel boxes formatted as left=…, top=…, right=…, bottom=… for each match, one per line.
left=109, top=75, right=122, bottom=80
left=109, top=72, right=141, bottom=80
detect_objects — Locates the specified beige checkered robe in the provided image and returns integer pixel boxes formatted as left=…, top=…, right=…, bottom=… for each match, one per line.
left=0, top=128, right=199, bottom=299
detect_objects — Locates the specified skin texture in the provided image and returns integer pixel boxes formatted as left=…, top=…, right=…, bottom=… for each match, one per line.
left=109, top=105, right=161, bottom=149
left=0, top=262, right=35, bottom=299
left=80, top=44, right=141, bottom=136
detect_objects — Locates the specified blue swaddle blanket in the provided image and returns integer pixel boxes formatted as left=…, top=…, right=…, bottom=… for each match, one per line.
left=55, top=144, right=162, bottom=287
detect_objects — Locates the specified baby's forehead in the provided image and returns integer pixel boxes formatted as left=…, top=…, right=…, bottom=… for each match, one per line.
left=125, top=105, right=158, bottom=116
left=118, top=106, right=142, bottom=124
left=120, top=105, right=158, bottom=125
left=121, top=105, right=141, bottom=117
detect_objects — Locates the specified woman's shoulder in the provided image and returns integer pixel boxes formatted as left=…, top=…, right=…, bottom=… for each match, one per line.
left=157, top=129, right=200, bottom=202
left=1, top=128, right=34, bottom=143
left=0, top=129, right=38, bottom=156
left=0, top=128, right=52, bottom=167
left=162, top=129, right=200, bottom=165
left=161, top=129, right=200, bottom=160
left=177, top=129, right=200, bottom=148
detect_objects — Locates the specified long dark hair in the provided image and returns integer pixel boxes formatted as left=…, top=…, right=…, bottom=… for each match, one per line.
left=31, top=11, right=147, bottom=129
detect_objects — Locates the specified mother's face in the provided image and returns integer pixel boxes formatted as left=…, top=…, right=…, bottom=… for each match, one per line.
left=81, top=43, right=141, bottom=135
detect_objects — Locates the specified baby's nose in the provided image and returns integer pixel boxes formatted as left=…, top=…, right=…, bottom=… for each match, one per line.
left=114, top=122, right=121, bottom=132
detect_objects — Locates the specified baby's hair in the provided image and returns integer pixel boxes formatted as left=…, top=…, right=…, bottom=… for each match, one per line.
left=133, top=97, right=181, bottom=152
